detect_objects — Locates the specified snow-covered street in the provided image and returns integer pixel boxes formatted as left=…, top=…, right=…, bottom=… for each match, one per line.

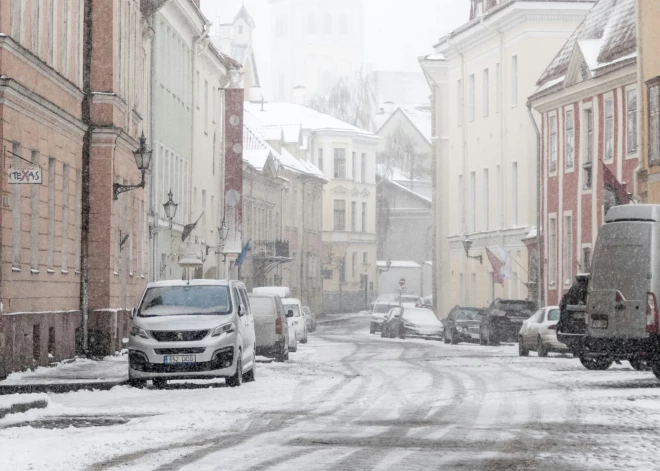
left=3, top=315, right=660, bottom=470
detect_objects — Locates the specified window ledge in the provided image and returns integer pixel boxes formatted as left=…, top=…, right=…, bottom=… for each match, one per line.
left=12, top=267, right=21, bottom=272
left=61, top=269, right=69, bottom=275
left=30, top=269, right=40, bottom=274
left=75, top=270, right=81, bottom=275
left=47, top=268, right=55, bottom=274
left=114, top=271, right=119, bottom=276
left=129, top=272, right=134, bottom=277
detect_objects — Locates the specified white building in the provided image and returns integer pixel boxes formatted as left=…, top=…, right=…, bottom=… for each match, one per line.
left=245, top=100, right=380, bottom=312
left=420, top=0, right=595, bottom=315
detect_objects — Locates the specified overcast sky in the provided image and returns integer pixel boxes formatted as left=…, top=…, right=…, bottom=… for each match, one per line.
left=201, top=0, right=470, bottom=94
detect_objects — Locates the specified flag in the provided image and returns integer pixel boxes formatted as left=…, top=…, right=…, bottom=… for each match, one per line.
left=601, top=161, right=632, bottom=205
left=486, top=247, right=505, bottom=285
left=181, top=212, right=204, bottom=242
left=234, top=239, right=251, bottom=267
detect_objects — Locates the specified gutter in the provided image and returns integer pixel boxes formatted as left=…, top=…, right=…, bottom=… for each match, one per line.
left=526, top=101, right=543, bottom=308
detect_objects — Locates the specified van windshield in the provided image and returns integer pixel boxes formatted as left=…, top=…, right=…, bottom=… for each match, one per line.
left=138, top=285, right=231, bottom=317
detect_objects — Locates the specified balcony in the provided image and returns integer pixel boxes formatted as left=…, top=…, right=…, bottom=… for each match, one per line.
left=252, top=240, right=290, bottom=259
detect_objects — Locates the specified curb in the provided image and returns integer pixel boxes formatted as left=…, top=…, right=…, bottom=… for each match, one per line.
left=0, top=381, right=127, bottom=396
left=0, top=399, right=48, bottom=419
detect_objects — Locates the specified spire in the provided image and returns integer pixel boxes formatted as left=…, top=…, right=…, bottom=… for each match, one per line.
left=234, top=2, right=255, bottom=28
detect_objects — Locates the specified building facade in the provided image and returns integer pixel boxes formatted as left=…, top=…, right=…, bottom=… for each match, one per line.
left=421, top=0, right=594, bottom=316
left=268, top=0, right=364, bottom=102
left=531, top=0, right=639, bottom=305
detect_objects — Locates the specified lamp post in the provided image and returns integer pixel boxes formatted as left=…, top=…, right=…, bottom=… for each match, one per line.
left=150, top=190, right=178, bottom=239
left=113, top=133, right=152, bottom=200
left=378, top=258, right=393, bottom=273
left=462, top=236, right=483, bottom=264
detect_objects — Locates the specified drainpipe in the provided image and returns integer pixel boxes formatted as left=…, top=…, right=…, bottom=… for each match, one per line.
left=527, top=101, right=543, bottom=308
left=149, top=12, right=158, bottom=282
left=633, top=0, right=644, bottom=203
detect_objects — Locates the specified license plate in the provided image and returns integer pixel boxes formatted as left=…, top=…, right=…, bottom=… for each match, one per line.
left=591, top=320, right=608, bottom=329
left=164, top=355, right=196, bottom=364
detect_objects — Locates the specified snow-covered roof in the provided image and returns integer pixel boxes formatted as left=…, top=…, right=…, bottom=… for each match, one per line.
left=376, top=105, right=432, bottom=145
left=536, top=0, right=636, bottom=88
left=244, top=101, right=378, bottom=140
left=376, top=261, right=422, bottom=269
left=379, top=177, right=432, bottom=205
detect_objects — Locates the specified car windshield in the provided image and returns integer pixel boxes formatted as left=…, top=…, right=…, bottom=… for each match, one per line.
left=284, top=304, right=301, bottom=317
left=497, top=301, right=536, bottom=314
left=138, top=285, right=231, bottom=317
left=374, top=304, right=397, bottom=313
left=249, top=297, right=276, bottom=317
left=548, top=309, right=560, bottom=321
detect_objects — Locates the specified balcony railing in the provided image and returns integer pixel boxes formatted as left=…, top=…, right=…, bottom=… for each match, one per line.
left=252, top=240, right=290, bottom=258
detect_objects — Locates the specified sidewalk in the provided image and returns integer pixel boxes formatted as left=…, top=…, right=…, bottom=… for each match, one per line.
left=0, top=393, right=49, bottom=419
left=0, top=356, right=128, bottom=395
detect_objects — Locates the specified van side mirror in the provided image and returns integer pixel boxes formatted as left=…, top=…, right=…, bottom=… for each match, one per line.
left=238, top=304, right=246, bottom=317
left=130, top=307, right=136, bottom=319
left=286, top=310, right=294, bottom=318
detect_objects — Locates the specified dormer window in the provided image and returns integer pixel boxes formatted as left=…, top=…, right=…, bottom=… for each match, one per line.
left=239, top=25, right=243, bottom=34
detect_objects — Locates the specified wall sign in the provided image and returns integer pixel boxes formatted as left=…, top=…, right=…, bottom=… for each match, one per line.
left=8, top=167, right=42, bottom=184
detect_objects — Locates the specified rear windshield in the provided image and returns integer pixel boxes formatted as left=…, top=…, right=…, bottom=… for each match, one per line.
left=457, top=309, right=482, bottom=321
left=249, top=297, right=276, bottom=317
left=283, top=304, right=301, bottom=317
left=374, top=303, right=397, bottom=313
left=548, top=309, right=560, bottom=321
left=401, top=296, right=420, bottom=303
left=138, top=285, right=231, bottom=317
left=496, top=301, right=536, bottom=313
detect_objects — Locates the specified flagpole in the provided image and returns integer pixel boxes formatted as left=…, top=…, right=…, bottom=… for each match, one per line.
left=484, top=234, right=530, bottom=276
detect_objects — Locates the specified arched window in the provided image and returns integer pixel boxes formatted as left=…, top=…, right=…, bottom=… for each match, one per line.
left=307, top=13, right=317, bottom=34
left=323, top=13, right=332, bottom=35
left=339, top=13, right=348, bottom=35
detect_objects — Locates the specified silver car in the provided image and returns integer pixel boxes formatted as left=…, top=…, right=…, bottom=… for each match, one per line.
left=128, top=280, right=256, bottom=388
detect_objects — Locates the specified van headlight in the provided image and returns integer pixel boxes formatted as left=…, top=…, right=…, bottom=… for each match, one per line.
left=212, top=323, right=236, bottom=337
left=130, top=326, right=149, bottom=339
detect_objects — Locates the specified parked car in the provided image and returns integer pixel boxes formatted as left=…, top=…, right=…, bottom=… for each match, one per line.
left=282, top=298, right=307, bottom=344
left=375, top=294, right=423, bottom=308
left=370, top=301, right=400, bottom=334
left=381, top=307, right=444, bottom=340
left=251, top=287, right=297, bottom=353
left=249, top=294, right=289, bottom=362
left=582, top=205, right=660, bottom=373
left=303, top=306, right=317, bottom=332
left=128, top=280, right=256, bottom=389
left=443, top=306, right=483, bottom=344
left=480, top=299, right=537, bottom=345
left=518, top=306, right=570, bottom=357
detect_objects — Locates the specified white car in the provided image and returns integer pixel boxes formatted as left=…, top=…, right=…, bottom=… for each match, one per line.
left=128, top=280, right=256, bottom=388
left=283, top=298, right=307, bottom=344
left=518, top=305, right=569, bottom=357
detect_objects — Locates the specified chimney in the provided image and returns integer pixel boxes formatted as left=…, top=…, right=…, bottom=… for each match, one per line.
left=384, top=101, right=395, bottom=114
left=292, top=85, right=307, bottom=106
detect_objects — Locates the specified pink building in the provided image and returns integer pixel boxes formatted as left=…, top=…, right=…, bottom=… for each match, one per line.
left=530, top=0, right=639, bottom=306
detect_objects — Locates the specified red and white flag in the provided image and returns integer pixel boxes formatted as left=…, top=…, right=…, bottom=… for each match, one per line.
left=486, top=247, right=505, bottom=285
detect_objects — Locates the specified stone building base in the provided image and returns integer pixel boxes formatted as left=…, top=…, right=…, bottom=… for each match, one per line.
left=0, top=309, right=130, bottom=379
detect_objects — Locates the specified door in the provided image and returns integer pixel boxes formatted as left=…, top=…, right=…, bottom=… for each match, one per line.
left=238, top=287, right=255, bottom=368
left=233, top=286, right=249, bottom=366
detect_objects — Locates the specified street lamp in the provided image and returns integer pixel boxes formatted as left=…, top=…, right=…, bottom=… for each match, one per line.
left=462, top=236, right=483, bottom=264
left=113, top=132, right=152, bottom=200
left=378, top=257, right=393, bottom=273
left=207, top=219, right=230, bottom=256
left=150, top=190, right=178, bottom=239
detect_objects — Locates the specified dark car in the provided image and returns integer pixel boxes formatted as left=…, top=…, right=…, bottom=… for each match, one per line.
left=557, top=274, right=589, bottom=354
left=480, top=299, right=537, bottom=345
left=443, top=306, right=484, bottom=344
left=381, top=307, right=444, bottom=340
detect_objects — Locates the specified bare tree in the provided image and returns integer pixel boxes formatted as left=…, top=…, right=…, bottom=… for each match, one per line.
left=377, top=126, right=431, bottom=182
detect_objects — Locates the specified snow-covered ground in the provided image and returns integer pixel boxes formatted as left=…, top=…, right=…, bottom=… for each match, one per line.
left=2, top=316, right=660, bottom=470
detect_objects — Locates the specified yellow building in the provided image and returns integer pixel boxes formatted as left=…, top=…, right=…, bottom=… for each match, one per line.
left=638, top=0, right=660, bottom=202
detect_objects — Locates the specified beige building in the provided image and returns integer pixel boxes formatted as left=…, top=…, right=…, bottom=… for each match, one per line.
left=421, top=0, right=595, bottom=316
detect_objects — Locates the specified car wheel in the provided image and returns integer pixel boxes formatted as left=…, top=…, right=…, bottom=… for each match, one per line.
left=651, top=361, right=660, bottom=380
left=152, top=378, right=167, bottom=389
left=518, top=337, right=529, bottom=357
left=399, top=326, right=406, bottom=339
left=537, top=337, right=548, bottom=357
left=579, top=355, right=613, bottom=371
left=128, top=378, right=146, bottom=389
left=301, top=333, right=308, bottom=344
left=227, top=354, right=243, bottom=387
left=443, top=330, right=450, bottom=344
left=277, top=342, right=287, bottom=362
left=370, top=323, right=376, bottom=334
left=450, top=329, right=459, bottom=345
left=488, top=330, right=500, bottom=346
left=630, top=358, right=649, bottom=371
left=290, top=340, right=298, bottom=353
left=244, top=352, right=256, bottom=382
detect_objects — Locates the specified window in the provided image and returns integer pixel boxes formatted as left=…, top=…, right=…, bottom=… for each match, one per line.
left=339, top=255, right=346, bottom=282
left=563, top=215, right=573, bottom=284
left=307, top=13, right=317, bottom=34
left=11, top=0, right=23, bottom=44
left=458, top=175, right=464, bottom=231
left=584, top=108, right=594, bottom=189
left=339, top=13, right=348, bottom=35
left=204, top=80, right=209, bottom=133
left=361, top=153, right=366, bottom=183
left=351, top=201, right=357, bottom=231
left=468, top=74, right=475, bottom=122
left=495, top=62, right=500, bottom=113
left=583, top=247, right=591, bottom=272
left=30, top=151, right=40, bottom=271
left=31, top=0, right=40, bottom=54
left=483, top=168, right=489, bottom=231
left=363, top=252, right=368, bottom=264
left=333, top=199, right=346, bottom=231
left=651, top=83, right=660, bottom=163
left=195, top=70, right=200, bottom=108
left=334, top=148, right=346, bottom=179
left=549, top=217, right=557, bottom=285
left=75, top=169, right=82, bottom=273
left=352, top=151, right=356, bottom=181
left=482, top=68, right=489, bottom=117
left=318, top=148, right=324, bottom=171
left=565, top=109, right=574, bottom=169
left=627, top=89, right=638, bottom=154
left=511, top=55, right=518, bottom=107
left=469, top=171, right=476, bottom=232
left=61, top=164, right=70, bottom=271
left=323, top=13, right=332, bottom=34
left=62, top=0, right=69, bottom=74
left=512, top=162, right=518, bottom=226
left=352, top=252, right=357, bottom=279
left=549, top=115, right=557, bottom=172
left=457, top=79, right=463, bottom=125
left=47, top=157, right=56, bottom=271
left=605, top=98, right=614, bottom=161
left=362, top=202, right=367, bottom=233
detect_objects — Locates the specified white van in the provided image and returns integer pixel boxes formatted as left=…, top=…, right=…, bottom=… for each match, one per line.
left=282, top=298, right=307, bottom=344
left=128, top=280, right=256, bottom=388
left=251, top=287, right=299, bottom=350
left=586, top=205, right=660, bottom=373
left=249, top=293, right=290, bottom=362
